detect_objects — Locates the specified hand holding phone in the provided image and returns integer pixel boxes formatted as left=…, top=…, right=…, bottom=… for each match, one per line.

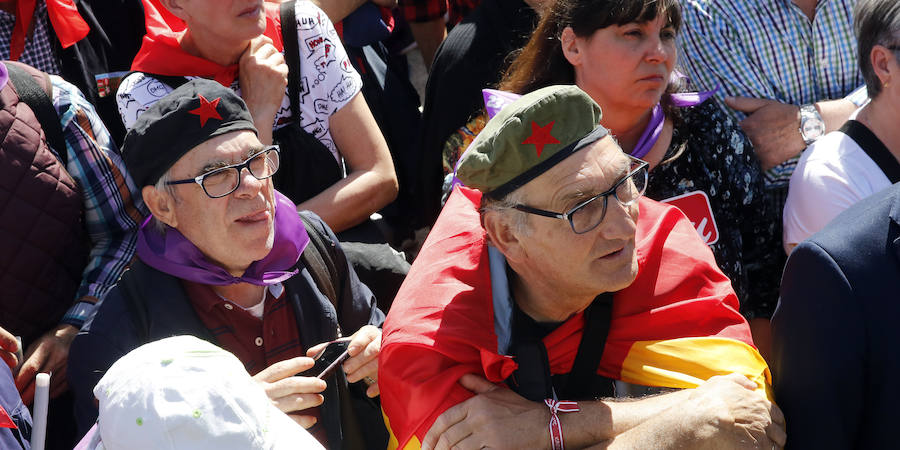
left=301, top=338, right=352, bottom=379
left=253, top=356, right=326, bottom=429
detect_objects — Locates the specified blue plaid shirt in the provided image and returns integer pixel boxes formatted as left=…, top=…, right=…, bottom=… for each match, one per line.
left=51, top=76, right=144, bottom=328
left=678, top=0, right=867, bottom=187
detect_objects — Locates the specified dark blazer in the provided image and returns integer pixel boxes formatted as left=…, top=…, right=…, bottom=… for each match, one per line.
left=772, top=182, right=900, bottom=449
left=67, top=213, right=386, bottom=449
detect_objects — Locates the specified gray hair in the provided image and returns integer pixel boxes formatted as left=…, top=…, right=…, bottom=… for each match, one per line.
left=151, top=169, right=178, bottom=234
left=855, top=0, right=900, bottom=98
left=479, top=189, right=532, bottom=236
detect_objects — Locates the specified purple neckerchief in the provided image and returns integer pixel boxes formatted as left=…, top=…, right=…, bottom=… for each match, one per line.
left=0, top=63, right=9, bottom=92
left=136, top=190, right=309, bottom=286
left=630, top=87, right=718, bottom=159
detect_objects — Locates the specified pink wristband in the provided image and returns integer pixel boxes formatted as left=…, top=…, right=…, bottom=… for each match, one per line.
left=544, top=399, right=580, bottom=450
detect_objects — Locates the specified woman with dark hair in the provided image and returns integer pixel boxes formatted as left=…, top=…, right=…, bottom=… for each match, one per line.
left=498, top=0, right=780, bottom=354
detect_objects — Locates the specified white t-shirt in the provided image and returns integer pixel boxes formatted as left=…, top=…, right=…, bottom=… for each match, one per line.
left=116, top=1, right=362, bottom=163
left=783, top=110, right=892, bottom=252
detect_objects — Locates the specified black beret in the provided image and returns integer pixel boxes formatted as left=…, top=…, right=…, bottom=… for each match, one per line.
left=123, top=78, right=258, bottom=188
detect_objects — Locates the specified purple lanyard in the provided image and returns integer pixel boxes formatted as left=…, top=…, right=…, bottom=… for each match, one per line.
left=630, top=88, right=717, bottom=159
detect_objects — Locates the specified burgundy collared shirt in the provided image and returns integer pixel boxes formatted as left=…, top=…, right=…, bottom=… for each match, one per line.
left=183, top=281, right=327, bottom=443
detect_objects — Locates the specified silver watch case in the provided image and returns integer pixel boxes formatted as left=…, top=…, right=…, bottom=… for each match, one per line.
left=799, top=104, right=825, bottom=145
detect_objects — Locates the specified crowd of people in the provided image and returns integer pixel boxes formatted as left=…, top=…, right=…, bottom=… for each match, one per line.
left=0, top=0, right=896, bottom=448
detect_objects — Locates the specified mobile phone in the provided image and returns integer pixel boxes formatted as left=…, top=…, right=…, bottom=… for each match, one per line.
left=301, top=338, right=351, bottom=379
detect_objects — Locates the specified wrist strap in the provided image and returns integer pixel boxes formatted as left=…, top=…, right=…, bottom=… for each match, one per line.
left=544, top=399, right=580, bottom=450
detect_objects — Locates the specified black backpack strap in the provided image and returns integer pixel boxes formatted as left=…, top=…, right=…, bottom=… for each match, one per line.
left=508, top=293, right=614, bottom=401
left=839, top=120, right=900, bottom=184
left=560, top=293, right=614, bottom=399
left=507, top=339, right=554, bottom=401
left=298, top=212, right=344, bottom=313
left=280, top=0, right=302, bottom=120
left=5, top=62, right=67, bottom=166
left=120, top=268, right=151, bottom=344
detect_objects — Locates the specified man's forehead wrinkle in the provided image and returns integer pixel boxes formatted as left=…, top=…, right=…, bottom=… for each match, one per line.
left=544, top=163, right=598, bottom=209
left=547, top=154, right=628, bottom=208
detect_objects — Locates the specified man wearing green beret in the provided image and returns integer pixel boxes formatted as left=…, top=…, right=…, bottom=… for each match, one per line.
left=379, top=85, right=785, bottom=449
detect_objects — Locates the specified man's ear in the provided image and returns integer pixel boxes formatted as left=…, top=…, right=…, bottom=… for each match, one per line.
left=871, top=45, right=895, bottom=89
left=157, top=0, right=189, bottom=21
left=483, top=211, right=526, bottom=262
left=560, top=27, right=582, bottom=67
left=142, top=185, right=179, bottom=229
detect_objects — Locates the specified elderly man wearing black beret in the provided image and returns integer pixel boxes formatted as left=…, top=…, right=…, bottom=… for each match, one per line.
left=67, top=79, right=387, bottom=449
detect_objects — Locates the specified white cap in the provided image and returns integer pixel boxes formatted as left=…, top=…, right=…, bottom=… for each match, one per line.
left=85, top=336, right=323, bottom=450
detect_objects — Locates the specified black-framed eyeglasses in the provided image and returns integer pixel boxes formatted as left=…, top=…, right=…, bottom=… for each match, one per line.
left=512, top=155, right=649, bottom=234
left=166, top=146, right=281, bottom=198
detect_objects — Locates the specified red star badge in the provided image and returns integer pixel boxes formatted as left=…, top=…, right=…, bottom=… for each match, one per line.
left=522, top=121, right=560, bottom=157
left=188, top=95, right=223, bottom=127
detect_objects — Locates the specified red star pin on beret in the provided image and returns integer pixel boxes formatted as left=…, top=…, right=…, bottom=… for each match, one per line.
left=522, top=121, right=560, bottom=157
left=188, top=95, right=223, bottom=127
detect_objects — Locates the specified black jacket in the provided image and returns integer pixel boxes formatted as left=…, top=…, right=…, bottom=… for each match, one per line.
left=68, top=212, right=387, bottom=449
left=772, top=182, right=900, bottom=449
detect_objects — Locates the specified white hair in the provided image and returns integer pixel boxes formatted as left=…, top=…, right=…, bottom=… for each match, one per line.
left=150, top=169, right=178, bottom=235
left=479, top=189, right=531, bottom=235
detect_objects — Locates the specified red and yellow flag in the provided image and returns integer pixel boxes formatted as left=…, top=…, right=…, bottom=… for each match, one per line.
left=380, top=186, right=770, bottom=450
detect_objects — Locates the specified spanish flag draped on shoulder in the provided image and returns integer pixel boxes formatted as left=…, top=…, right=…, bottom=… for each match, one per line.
left=379, top=186, right=771, bottom=450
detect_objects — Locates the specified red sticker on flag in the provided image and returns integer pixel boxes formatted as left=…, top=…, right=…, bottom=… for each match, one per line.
left=660, top=191, right=719, bottom=245
left=0, top=404, right=17, bottom=429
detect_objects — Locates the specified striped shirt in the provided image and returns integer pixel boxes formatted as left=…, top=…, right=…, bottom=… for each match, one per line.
left=52, top=75, right=144, bottom=328
left=678, top=0, right=866, bottom=187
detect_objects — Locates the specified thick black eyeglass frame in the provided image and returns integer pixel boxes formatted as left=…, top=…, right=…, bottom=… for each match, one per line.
left=511, top=156, right=649, bottom=234
left=165, top=145, right=280, bottom=199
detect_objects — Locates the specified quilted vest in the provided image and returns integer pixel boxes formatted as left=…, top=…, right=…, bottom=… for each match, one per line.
left=0, top=63, right=88, bottom=344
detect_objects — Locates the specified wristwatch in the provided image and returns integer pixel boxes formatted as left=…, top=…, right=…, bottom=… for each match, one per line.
left=799, top=104, right=825, bottom=145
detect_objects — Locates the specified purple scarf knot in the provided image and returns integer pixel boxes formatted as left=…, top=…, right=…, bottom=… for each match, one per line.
left=136, top=190, right=310, bottom=286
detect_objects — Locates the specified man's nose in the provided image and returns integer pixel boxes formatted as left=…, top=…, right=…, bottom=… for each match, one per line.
left=233, top=166, right=265, bottom=197
left=598, top=196, right=638, bottom=240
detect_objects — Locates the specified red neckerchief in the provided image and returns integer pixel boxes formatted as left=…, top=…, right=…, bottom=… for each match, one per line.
left=10, top=0, right=89, bottom=60
left=131, top=0, right=284, bottom=87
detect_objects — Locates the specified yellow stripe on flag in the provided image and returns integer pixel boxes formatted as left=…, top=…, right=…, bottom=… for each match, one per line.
left=619, top=337, right=772, bottom=399
left=384, top=408, right=423, bottom=450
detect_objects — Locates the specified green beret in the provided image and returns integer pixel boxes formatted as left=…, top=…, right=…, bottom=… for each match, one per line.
left=456, top=85, right=608, bottom=198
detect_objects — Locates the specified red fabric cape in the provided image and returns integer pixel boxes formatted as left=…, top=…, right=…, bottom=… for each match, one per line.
left=131, top=0, right=285, bottom=87
left=380, top=186, right=754, bottom=449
